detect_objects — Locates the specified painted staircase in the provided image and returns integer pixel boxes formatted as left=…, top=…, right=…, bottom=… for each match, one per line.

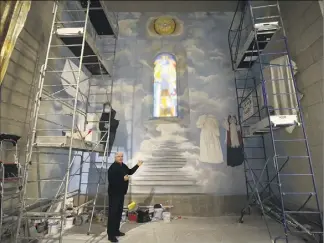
left=129, top=141, right=199, bottom=193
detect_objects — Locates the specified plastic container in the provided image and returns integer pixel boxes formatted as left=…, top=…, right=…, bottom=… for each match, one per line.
left=162, top=212, right=171, bottom=223
left=48, top=223, right=60, bottom=235
left=153, top=208, right=164, bottom=220
left=65, top=216, right=74, bottom=229
left=128, top=212, right=137, bottom=222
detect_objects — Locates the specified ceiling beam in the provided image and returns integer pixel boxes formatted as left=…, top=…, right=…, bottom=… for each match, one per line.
left=102, top=1, right=237, bottom=12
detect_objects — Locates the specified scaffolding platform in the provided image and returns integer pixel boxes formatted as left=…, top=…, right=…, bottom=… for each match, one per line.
left=55, top=27, right=110, bottom=75
left=235, top=22, right=279, bottom=69
left=35, top=136, right=104, bottom=152
left=78, top=0, right=115, bottom=36
left=247, top=115, right=299, bottom=137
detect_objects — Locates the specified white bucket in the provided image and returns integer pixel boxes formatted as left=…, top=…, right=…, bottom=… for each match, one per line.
left=162, top=212, right=171, bottom=223
left=48, top=218, right=60, bottom=224
left=154, top=208, right=163, bottom=220
left=65, top=217, right=74, bottom=229
left=48, top=224, right=60, bottom=235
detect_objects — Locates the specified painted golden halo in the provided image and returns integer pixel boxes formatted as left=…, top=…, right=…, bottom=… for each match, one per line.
left=154, top=16, right=176, bottom=35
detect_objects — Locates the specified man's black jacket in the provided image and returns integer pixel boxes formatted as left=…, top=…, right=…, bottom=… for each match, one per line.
left=108, top=162, right=139, bottom=195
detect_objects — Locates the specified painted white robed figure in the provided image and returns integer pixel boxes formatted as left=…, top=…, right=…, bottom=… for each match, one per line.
left=196, top=114, right=223, bottom=164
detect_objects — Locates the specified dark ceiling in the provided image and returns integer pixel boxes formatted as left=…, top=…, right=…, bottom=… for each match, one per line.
left=102, top=1, right=238, bottom=12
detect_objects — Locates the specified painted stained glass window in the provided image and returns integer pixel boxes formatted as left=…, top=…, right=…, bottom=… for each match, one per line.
left=153, top=53, right=178, bottom=118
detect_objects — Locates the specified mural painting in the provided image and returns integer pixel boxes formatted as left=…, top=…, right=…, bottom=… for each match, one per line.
left=86, top=12, right=247, bottom=195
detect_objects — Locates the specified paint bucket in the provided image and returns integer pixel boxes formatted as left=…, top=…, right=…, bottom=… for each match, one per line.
left=47, top=218, right=59, bottom=225
left=162, top=212, right=171, bottom=223
left=128, top=212, right=137, bottom=222
left=153, top=208, right=163, bottom=220
left=65, top=216, right=74, bottom=229
left=48, top=223, right=60, bottom=235
left=66, top=208, right=73, bottom=215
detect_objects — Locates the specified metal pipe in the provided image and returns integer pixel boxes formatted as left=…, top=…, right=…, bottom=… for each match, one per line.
left=15, top=2, right=59, bottom=241
left=59, top=1, right=90, bottom=241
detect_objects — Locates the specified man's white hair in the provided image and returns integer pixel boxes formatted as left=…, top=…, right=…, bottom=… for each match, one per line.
left=115, top=152, right=123, bottom=158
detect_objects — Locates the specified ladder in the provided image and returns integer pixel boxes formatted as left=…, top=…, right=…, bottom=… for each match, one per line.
left=14, top=1, right=117, bottom=242
left=84, top=64, right=117, bottom=234
left=0, top=134, right=21, bottom=242
left=228, top=1, right=323, bottom=242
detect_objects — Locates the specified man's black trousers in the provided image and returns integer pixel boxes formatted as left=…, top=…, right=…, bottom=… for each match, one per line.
left=107, top=194, right=124, bottom=237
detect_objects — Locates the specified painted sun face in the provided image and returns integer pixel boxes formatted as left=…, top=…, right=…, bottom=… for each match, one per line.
left=154, top=17, right=176, bottom=35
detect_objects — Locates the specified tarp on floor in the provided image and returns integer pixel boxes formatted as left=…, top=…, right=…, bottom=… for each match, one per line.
left=0, top=1, right=31, bottom=84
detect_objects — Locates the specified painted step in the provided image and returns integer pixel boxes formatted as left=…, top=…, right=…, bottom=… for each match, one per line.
left=146, top=162, right=186, bottom=166
left=150, top=158, right=187, bottom=163
left=150, top=157, right=187, bottom=161
left=131, top=175, right=194, bottom=181
left=154, top=148, right=182, bottom=152
left=152, top=151, right=183, bottom=156
left=152, top=154, right=185, bottom=157
left=130, top=180, right=196, bottom=186
left=142, top=164, right=185, bottom=168
left=148, top=158, right=187, bottom=163
left=128, top=185, right=202, bottom=194
left=135, top=171, right=190, bottom=176
left=143, top=161, right=186, bottom=165
left=139, top=168, right=186, bottom=172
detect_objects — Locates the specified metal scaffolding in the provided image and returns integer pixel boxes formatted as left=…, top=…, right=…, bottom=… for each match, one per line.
left=14, top=1, right=118, bottom=242
left=228, top=1, right=323, bottom=243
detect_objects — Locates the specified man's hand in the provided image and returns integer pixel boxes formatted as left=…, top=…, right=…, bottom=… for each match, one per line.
left=137, top=160, right=143, bottom=167
left=104, top=123, right=109, bottom=129
left=124, top=175, right=129, bottom=181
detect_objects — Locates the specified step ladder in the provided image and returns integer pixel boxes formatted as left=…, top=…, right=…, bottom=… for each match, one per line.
left=0, top=134, right=21, bottom=242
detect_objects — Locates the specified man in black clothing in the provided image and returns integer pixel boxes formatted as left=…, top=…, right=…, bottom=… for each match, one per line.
left=107, top=152, right=143, bottom=242
left=99, top=103, right=119, bottom=157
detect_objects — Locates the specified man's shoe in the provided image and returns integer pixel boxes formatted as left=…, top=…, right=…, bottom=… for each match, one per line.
left=116, top=231, right=125, bottom=237
left=108, top=236, right=118, bottom=242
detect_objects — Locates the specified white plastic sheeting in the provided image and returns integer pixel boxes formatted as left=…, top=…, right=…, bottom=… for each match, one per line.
left=258, top=55, right=302, bottom=133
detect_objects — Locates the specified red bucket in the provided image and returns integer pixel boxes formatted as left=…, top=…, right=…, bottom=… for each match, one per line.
left=128, top=212, right=137, bottom=222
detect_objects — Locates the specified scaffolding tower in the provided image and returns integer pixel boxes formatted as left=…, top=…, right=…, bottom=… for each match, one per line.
left=14, top=1, right=118, bottom=242
left=228, top=1, right=323, bottom=243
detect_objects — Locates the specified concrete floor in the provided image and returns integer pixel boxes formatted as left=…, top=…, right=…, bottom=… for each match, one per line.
left=43, top=216, right=306, bottom=243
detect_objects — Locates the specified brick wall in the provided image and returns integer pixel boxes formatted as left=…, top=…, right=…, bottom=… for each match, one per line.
left=279, top=1, right=323, bottom=210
